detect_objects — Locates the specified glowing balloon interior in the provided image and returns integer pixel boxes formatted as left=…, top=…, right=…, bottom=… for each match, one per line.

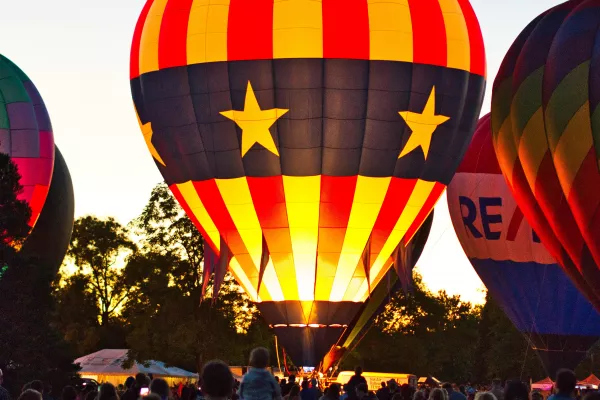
left=131, top=0, right=486, bottom=365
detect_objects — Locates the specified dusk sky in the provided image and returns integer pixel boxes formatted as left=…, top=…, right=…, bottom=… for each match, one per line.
left=0, top=0, right=565, bottom=304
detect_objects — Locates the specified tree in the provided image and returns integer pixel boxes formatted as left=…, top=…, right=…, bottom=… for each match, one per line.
left=0, top=155, right=76, bottom=396
left=342, top=274, right=480, bottom=382
left=123, top=183, right=265, bottom=372
left=0, top=153, right=31, bottom=259
left=67, top=216, right=136, bottom=326
left=480, top=295, right=544, bottom=381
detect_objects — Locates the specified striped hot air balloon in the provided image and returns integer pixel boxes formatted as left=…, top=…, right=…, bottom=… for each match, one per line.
left=492, top=0, right=600, bottom=312
left=449, top=114, right=600, bottom=377
left=0, top=54, right=54, bottom=229
left=130, top=0, right=486, bottom=366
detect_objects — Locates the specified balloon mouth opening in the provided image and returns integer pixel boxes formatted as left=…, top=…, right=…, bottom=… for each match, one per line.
left=270, top=324, right=348, bottom=328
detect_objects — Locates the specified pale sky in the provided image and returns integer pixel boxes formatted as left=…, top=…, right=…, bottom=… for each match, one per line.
left=0, top=0, right=564, bottom=305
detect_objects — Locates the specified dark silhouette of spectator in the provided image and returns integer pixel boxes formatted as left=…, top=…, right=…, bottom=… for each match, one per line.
left=583, top=393, right=600, bottom=400
left=29, top=383, right=43, bottom=396
left=377, top=383, right=390, bottom=400
left=285, top=386, right=301, bottom=400
left=98, top=384, right=119, bottom=400
left=347, top=368, right=368, bottom=400
left=61, top=387, right=77, bottom=400
left=324, top=385, right=341, bottom=400
left=283, top=377, right=297, bottom=397
left=428, top=389, right=448, bottom=400
left=442, top=384, right=465, bottom=400
left=19, top=391, right=42, bottom=400
left=503, top=381, right=528, bottom=400
left=201, top=360, right=234, bottom=400
left=150, top=379, right=170, bottom=400
left=0, top=369, right=10, bottom=400
left=356, top=384, right=371, bottom=400
left=490, top=381, right=503, bottom=400
left=122, top=374, right=148, bottom=400
left=550, top=370, right=577, bottom=400
left=239, top=347, right=281, bottom=400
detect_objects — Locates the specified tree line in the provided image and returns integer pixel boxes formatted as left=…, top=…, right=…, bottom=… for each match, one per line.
left=2, top=155, right=600, bottom=396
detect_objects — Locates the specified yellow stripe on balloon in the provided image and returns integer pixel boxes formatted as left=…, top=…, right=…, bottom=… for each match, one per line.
left=553, top=101, right=593, bottom=198
left=283, top=175, right=321, bottom=301
left=230, top=257, right=259, bottom=302
left=438, top=0, right=470, bottom=72
left=273, top=0, right=323, bottom=59
left=215, top=177, right=284, bottom=301
left=138, top=0, right=170, bottom=76
left=329, top=176, right=391, bottom=302
left=517, top=108, right=547, bottom=196
left=176, top=181, right=221, bottom=252
left=187, top=0, right=230, bottom=64
left=362, top=179, right=436, bottom=301
left=367, top=0, right=413, bottom=62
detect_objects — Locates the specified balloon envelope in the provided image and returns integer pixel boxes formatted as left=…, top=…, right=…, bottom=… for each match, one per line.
left=20, top=145, right=75, bottom=274
left=0, top=54, right=54, bottom=228
left=492, top=0, right=600, bottom=311
left=131, top=0, right=486, bottom=366
left=449, top=114, right=600, bottom=377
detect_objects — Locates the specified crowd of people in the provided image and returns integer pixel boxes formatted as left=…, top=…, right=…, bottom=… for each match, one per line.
left=0, top=348, right=597, bottom=400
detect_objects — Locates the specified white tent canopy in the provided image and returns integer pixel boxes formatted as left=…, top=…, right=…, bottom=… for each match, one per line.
left=74, top=349, right=198, bottom=386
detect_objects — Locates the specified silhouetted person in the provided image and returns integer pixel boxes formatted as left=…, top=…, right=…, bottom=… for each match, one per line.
left=550, top=370, right=577, bottom=400
left=428, top=389, right=448, bottom=400
left=61, top=387, right=77, bottom=400
left=122, top=374, right=149, bottom=400
left=347, top=368, right=367, bottom=400
left=490, top=381, right=503, bottom=400
left=442, top=384, right=465, bottom=400
left=503, top=381, right=528, bottom=400
left=201, top=360, right=234, bottom=400
left=0, top=369, right=10, bottom=400
left=239, top=347, right=281, bottom=400
left=283, top=377, right=297, bottom=398
left=98, top=384, right=119, bottom=400
left=377, top=383, right=390, bottom=400
left=19, top=391, right=42, bottom=400
left=324, top=385, right=341, bottom=400
left=150, top=379, right=170, bottom=400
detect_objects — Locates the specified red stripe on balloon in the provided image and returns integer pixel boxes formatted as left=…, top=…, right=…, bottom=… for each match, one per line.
left=407, top=0, right=447, bottom=68
left=246, top=176, right=296, bottom=297
left=369, top=177, right=418, bottom=262
left=130, top=0, right=156, bottom=79
left=457, top=0, right=486, bottom=77
left=317, top=175, right=358, bottom=293
left=169, top=183, right=218, bottom=254
left=158, top=0, right=194, bottom=70
left=404, top=182, right=445, bottom=244
left=533, top=152, right=584, bottom=265
left=567, top=149, right=600, bottom=266
left=322, top=0, right=370, bottom=59
left=227, top=0, right=273, bottom=61
left=506, top=206, right=524, bottom=242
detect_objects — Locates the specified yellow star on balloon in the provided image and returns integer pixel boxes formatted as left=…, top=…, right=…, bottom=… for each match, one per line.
left=136, top=111, right=166, bottom=166
left=220, top=81, right=288, bottom=157
left=398, top=86, right=450, bottom=160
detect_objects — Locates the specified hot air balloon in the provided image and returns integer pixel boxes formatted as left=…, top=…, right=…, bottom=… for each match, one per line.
left=492, top=0, right=600, bottom=311
left=130, top=0, right=486, bottom=366
left=322, top=211, right=434, bottom=372
left=449, top=114, right=600, bottom=377
left=20, top=145, right=75, bottom=273
left=0, top=54, right=54, bottom=229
